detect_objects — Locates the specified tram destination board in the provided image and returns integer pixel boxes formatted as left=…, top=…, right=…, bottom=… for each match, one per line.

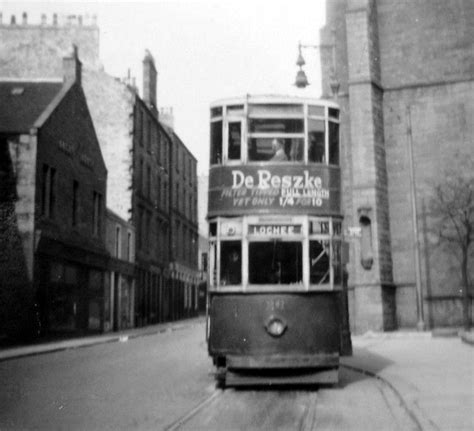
left=208, top=165, right=341, bottom=216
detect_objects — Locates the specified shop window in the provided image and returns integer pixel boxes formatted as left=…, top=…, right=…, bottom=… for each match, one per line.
left=309, top=240, right=330, bottom=284
left=210, top=120, right=223, bottom=164
left=220, top=241, right=241, bottom=285
left=248, top=241, right=302, bottom=284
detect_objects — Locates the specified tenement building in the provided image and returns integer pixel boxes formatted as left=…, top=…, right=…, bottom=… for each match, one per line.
left=0, top=12, right=200, bottom=333
left=320, top=0, right=473, bottom=332
left=0, top=49, right=109, bottom=338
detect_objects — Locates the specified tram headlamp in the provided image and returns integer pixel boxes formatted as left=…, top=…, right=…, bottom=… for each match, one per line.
left=265, top=316, right=287, bottom=337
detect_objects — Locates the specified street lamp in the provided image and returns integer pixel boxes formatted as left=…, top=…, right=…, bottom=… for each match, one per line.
left=294, top=28, right=339, bottom=98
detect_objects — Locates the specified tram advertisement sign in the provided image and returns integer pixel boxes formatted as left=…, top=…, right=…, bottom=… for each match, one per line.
left=208, top=165, right=341, bottom=216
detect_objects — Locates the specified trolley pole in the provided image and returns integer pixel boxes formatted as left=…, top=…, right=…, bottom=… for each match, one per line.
left=406, top=105, right=425, bottom=331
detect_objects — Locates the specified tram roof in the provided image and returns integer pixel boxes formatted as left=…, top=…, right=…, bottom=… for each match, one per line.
left=209, top=94, right=339, bottom=109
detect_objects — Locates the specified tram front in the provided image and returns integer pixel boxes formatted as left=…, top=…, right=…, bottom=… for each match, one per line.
left=206, top=95, right=345, bottom=386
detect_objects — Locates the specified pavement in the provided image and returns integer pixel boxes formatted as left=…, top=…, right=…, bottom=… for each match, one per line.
left=342, top=329, right=474, bottom=431
left=1, top=320, right=473, bottom=430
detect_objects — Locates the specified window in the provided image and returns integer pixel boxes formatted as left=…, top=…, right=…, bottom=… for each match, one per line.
left=72, top=180, right=78, bottom=226
left=92, top=191, right=102, bottom=236
left=248, top=138, right=303, bottom=162
left=138, top=109, right=143, bottom=147
left=127, top=231, right=132, bottom=262
left=145, top=211, right=151, bottom=252
left=220, top=241, right=241, bottom=285
left=210, top=120, right=223, bottom=164
left=328, top=121, right=339, bottom=165
left=228, top=122, right=241, bottom=160
left=360, top=215, right=374, bottom=270
left=157, top=176, right=161, bottom=208
left=309, top=240, right=330, bottom=284
left=146, top=118, right=151, bottom=153
left=249, top=118, right=304, bottom=133
left=41, top=164, right=56, bottom=218
left=138, top=158, right=143, bottom=194
left=115, top=226, right=121, bottom=258
left=146, top=166, right=151, bottom=199
left=332, top=240, right=342, bottom=285
left=308, top=119, right=325, bottom=163
left=248, top=241, right=302, bottom=284
left=211, top=107, right=222, bottom=118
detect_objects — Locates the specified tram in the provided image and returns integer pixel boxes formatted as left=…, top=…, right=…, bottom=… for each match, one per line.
left=206, top=95, right=346, bottom=386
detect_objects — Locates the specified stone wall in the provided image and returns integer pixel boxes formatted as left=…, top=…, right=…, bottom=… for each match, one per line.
left=0, top=13, right=100, bottom=78
left=324, top=0, right=473, bottom=330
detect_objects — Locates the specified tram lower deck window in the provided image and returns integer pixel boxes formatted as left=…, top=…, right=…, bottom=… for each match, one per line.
left=248, top=241, right=302, bottom=284
left=310, top=240, right=330, bottom=284
left=220, top=241, right=241, bottom=285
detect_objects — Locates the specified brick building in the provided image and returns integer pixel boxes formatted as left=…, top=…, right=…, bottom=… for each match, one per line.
left=0, top=49, right=109, bottom=339
left=0, top=13, right=200, bottom=328
left=320, top=0, right=473, bottom=332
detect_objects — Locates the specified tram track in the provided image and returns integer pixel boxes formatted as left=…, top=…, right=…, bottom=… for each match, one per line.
left=164, top=365, right=421, bottom=431
left=163, top=389, right=222, bottom=431
left=339, top=364, right=423, bottom=431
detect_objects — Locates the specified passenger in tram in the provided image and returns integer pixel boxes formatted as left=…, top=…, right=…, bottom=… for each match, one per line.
left=270, top=138, right=288, bottom=161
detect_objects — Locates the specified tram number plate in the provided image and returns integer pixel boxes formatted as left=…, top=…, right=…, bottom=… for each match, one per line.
left=265, top=298, right=286, bottom=311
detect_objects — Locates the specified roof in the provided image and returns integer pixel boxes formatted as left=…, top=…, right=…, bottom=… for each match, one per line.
left=0, top=80, right=63, bottom=133
left=209, top=94, right=339, bottom=109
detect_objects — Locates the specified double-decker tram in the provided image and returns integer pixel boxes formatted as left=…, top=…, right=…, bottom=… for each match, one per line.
left=206, top=95, right=345, bottom=386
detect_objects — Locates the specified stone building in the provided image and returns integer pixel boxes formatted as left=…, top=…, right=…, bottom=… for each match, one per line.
left=0, top=12, right=200, bottom=328
left=0, top=49, right=109, bottom=339
left=320, top=0, right=473, bottom=332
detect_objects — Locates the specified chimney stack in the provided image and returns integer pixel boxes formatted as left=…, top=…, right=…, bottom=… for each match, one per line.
left=142, top=50, right=158, bottom=118
left=63, top=45, right=82, bottom=85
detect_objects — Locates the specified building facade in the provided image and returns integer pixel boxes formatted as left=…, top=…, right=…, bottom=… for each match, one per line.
left=321, top=0, right=473, bottom=332
left=0, top=50, right=109, bottom=339
left=0, top=13, right=200, bottom=332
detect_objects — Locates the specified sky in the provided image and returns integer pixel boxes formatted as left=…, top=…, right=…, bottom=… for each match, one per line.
left=1, top=0, right=327, bottom=174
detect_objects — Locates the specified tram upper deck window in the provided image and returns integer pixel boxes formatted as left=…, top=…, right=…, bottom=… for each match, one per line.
left=248, top=241, right=302, bottom=284
left=248, top=138, right=304, bottom=162
left=211, top=107, right=222, bottom=118
left=248, top=104, right=303, bottom=116
left=328, top=121, right=339, bottom=165
left=249, top=118, right=304, bottom=134
left=210, top=120, right=223, bottom=165
left=308, top=105, right=325, bottom=116
left=228, top=122, right=241, bottom=160
left=308, top=119, right=325, bottom=163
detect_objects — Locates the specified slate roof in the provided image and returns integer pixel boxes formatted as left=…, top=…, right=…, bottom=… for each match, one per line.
left=0, top=81, right=63, bottom=133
